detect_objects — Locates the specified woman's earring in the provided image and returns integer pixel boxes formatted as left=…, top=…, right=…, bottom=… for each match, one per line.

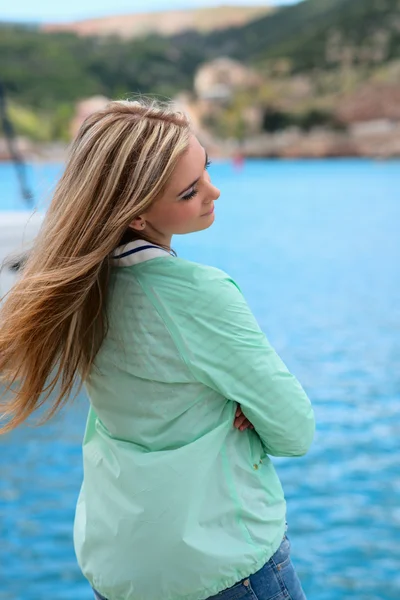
left=141, top=222, right=146, bottom=228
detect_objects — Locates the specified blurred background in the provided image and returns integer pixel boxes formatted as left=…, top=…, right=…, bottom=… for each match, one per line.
left=0, top=1, right=399, bottom=599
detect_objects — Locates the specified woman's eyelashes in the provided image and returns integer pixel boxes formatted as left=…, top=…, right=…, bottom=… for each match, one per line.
left=181, top=188, right=199, bottom=201
left=181, top=161, right=212, bottom=201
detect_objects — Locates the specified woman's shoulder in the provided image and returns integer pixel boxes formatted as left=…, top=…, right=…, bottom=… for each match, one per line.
left=163, top=256, right=238, bottom=288
left=174, top=256, right=230, bottom=283
left=137, top=255, right=242, bottom=301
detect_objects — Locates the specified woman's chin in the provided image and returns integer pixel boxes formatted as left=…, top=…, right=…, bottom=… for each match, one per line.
left=200, top=212, right=215, bottom=230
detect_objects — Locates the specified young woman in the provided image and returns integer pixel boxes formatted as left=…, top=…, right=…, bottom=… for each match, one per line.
left=0, top=99, right=315, bottom=600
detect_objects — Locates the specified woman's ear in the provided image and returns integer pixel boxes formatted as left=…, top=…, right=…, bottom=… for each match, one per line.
left=129, top=216, right=147, bottom=232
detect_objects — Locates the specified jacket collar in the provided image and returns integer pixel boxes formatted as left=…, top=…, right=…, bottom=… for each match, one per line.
left=111, top=239, right=171, bottom=267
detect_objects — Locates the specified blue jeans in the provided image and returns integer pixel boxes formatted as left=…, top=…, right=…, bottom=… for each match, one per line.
left=93, top=534, right=306, bottom=600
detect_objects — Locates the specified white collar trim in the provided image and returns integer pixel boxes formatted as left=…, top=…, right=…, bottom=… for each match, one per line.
left=111, top=239, right=171, bottom=267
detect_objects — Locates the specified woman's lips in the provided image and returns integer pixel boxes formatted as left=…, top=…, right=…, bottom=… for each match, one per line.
left=203, top=205, right=214, bottom=216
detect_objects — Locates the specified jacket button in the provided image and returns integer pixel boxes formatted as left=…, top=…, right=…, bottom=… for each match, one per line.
left=243, top=579, right=250, bottom=587
left=253, top=464, right=259, bottom=470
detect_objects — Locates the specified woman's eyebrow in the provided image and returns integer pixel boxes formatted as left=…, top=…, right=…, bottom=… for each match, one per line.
left=177, top=150, right=209, bottom=197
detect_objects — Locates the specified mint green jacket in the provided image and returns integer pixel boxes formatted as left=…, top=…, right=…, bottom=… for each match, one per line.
left=73, top=240, right=315, bottom=600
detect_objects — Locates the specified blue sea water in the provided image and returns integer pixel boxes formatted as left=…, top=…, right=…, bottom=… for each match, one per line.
left=0, top=159, right=400, bottom=600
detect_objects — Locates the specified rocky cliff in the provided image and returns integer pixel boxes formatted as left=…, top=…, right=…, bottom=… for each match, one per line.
left=41, top=6, right=272, bottom=39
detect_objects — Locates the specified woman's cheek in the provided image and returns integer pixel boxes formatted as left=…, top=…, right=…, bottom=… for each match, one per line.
left=179, top=202, right=198, bottom=222
left=166, top=205, right=187, bottom=226
left=161, top=206, right=190, bottom=230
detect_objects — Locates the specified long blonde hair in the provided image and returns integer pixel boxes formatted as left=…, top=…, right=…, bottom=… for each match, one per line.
left=0, top=98, right=191, bottom=434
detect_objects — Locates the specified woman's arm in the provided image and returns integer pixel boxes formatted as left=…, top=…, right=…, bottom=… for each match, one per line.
left=173, top=273, right=315, bottom=458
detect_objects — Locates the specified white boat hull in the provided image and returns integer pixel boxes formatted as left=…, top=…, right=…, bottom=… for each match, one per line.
left=0, top=211, right=43, bottom=298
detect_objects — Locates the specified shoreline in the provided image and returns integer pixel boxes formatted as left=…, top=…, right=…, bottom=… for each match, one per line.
left=1, top=127, right=400, bottom=162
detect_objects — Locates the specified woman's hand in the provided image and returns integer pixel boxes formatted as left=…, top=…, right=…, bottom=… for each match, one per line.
left=234, top=405, right=254, bottom=431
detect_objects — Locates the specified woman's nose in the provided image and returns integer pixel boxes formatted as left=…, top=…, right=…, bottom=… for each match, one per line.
left=211, top=184, right=220, bottom=201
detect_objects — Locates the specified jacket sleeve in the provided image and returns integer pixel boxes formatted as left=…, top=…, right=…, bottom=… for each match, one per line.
left=170, top=271, right=315, bottom=458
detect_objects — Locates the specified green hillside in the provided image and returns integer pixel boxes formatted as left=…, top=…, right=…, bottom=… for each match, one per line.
left=0, top=26, right=202, bottom=110
left=0, top=0, right=398, bottom=140
left=199, top=0, right=400, bottom=71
